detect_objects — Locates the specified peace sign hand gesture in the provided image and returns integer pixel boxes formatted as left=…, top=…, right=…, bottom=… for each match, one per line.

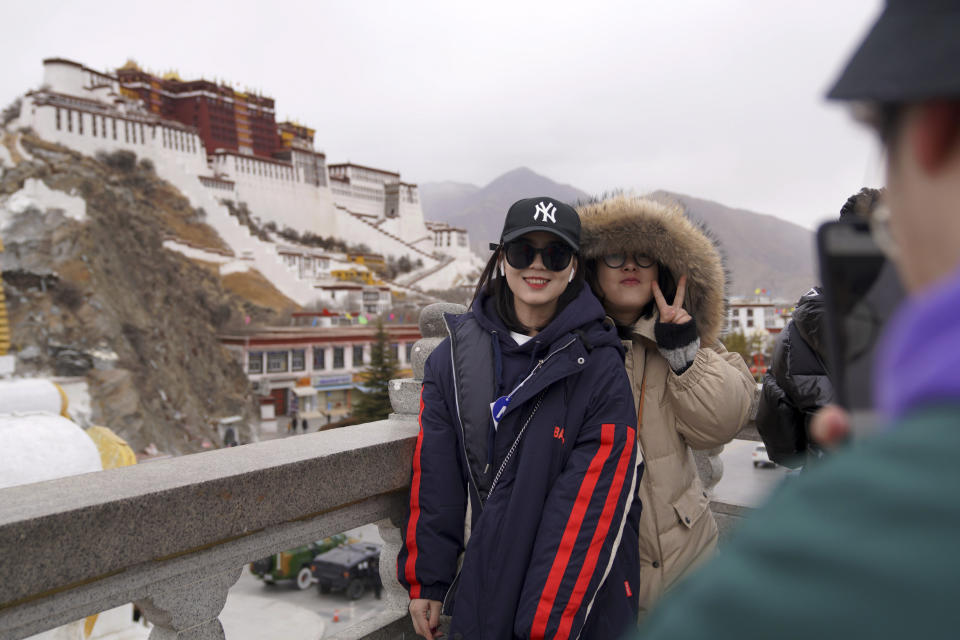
left=652, top=275, right=693, bottom=325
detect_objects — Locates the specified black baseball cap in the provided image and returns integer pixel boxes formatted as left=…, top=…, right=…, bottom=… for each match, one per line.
left=828, top=1, right=960, bottom=102
left=494, top=197, right=581, bottom=251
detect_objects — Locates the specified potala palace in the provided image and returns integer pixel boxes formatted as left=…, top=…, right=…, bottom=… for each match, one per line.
left=9, top=58, right=484, bottom=308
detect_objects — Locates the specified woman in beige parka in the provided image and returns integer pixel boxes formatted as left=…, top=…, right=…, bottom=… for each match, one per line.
left=578, top=195, right=756, bottom=619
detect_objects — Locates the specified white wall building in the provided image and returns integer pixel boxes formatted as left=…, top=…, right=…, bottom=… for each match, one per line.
left=12, top=57, right=479, bottom=300
left=727, top=296, right=793, bottom=336
left=220, top=324, right=421, bottom=426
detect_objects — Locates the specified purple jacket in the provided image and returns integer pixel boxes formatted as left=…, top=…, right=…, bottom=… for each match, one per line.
left=876, top=264, right=960, bottom=420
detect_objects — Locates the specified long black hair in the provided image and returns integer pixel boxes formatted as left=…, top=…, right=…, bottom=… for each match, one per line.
left=471, top=245, right=585, bottom=334
left=583, top=257, right=677, bottom=325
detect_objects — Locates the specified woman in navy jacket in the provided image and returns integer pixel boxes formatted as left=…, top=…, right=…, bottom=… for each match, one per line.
left=398, top=197, right=642, bottom=640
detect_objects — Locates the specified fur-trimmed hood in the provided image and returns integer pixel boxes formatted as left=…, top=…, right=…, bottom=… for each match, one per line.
left=578, top=195, right=727, bottom=344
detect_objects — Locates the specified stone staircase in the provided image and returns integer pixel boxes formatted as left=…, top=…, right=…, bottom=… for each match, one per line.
left=336, top=205, right=437, bottom=262
left=396, top=254, right=457, bottom=289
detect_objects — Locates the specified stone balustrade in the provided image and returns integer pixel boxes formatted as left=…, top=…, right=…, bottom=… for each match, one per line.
left=0, top=302, right=735, bottom=639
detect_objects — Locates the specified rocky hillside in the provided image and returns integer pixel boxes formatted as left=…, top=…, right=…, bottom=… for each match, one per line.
left=650, top=191, right=816, bottom=300
left=0, top=131, right=297, bottom=455
left=420, top=167, right=590, bottom=252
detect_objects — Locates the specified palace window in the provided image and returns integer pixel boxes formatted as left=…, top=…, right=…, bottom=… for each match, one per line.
left=77, top=112, right=83, bottom=135
left=391, top=343, right=400, bottom=361
left=66, top=109, right=72, bottom=133
left=124, top=121, right=129, bottom=143
left=353, top=345, right=364, bottom=367
left=91, top=116, right=96, bottom=137
left=405, top=342, right=414, bottom=363
left=267, top=351, right=288, bottom=373
left=291, top=349, right=305, bottom=372
left=55, top=108, right=61, bottom=130
left=248, top=351, right=264, bottom=374
left=313, top=346, right=325, bottom=370
left=333, top=346, right=345, bottom=369
left=112, top=118, right=117, bottom=140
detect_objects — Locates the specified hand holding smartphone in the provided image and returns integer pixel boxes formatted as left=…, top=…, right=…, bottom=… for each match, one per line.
left=816, top=220, right=905, bottom=438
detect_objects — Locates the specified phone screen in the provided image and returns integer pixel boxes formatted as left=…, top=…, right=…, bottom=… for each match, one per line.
left=817, top=221, right=905, bottom=413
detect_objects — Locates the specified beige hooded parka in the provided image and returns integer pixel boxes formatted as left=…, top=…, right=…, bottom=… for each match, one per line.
left=578, top=195, right=756, bottom=617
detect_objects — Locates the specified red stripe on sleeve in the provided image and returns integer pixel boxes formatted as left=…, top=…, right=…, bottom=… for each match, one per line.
left=530, top=423, right=616, bottom=638
left=555, top=427, right=636, bottom=639
left=402, top=388, right=427, bottom=599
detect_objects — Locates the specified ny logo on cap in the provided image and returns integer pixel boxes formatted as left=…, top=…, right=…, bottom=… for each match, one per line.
left=533, top=201, right=557, bottom=223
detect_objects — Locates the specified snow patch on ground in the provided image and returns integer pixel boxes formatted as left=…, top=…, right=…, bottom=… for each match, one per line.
left=220, top=260, right=252, bottom=276
left=163, top=239, right=233, bottom=265
left=220, top=591, right=327, bottom=640
left=1, top=178, right=87, bottom=231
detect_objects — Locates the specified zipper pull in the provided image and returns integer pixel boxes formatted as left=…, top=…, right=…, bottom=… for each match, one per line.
left=483, top=463, right=490, bottom=473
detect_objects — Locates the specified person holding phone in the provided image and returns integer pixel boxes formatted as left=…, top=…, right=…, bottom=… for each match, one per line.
left=756, top=187, right=886, bottom=469
left=631, top=3, right=960, bottom=638
left=398, top=197, right=641, bottom=639
left=577, top=194, right=756, bottom=618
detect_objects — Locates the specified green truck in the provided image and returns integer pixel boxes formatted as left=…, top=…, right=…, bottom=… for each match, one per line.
left=249, top=535, right=348, bottom=590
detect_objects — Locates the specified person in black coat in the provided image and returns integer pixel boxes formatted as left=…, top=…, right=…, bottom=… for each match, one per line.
left=755, top=188, right=883, bottom=468
left=756, top=288, right=832, bottom=467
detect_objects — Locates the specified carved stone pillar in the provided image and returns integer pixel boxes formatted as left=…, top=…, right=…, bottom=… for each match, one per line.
left=388, top=302, right=466, bottom=418
left=135, top=566, right=241, bottom=640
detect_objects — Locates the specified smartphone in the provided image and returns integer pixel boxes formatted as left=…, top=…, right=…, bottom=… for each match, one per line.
left=816, top=220, right=905, bottom=436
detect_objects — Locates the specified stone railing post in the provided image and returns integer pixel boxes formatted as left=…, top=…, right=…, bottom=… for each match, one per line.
left=134, top=565, right=241, bottom=640
left=388, top=302, right=466, bottom=419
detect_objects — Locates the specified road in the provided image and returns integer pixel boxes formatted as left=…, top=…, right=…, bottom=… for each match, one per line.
left=220, top=525, right=388, bottom=639
left=712, top=439, right=790, bottom=508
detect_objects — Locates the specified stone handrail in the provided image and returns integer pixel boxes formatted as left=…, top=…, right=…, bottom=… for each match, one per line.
left=0, top=302, right=727, bottom=639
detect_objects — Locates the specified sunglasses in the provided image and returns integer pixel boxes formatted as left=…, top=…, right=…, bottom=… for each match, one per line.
left=503, top=240, right=575, bottom=271
left=602, top=253, right=655, bottom=269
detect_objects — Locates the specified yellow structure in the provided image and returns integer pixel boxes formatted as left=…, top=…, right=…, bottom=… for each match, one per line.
left=86, top=426, right=138, bottom=470
left=348, top=253, right=387, bottom=275
left=331, top=267, right=382, bottom=286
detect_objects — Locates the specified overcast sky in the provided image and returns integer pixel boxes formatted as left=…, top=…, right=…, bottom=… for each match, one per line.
left=2, top=0, right=884, bottom=230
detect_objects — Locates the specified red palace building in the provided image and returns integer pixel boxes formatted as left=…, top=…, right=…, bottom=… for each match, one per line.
left=114, top=61, right=316, bottom=164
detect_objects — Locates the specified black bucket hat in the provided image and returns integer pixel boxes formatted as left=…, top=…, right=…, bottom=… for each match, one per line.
left=495, top=197, right=581, bottom=251
left=828, top=0, right=960, bottom=102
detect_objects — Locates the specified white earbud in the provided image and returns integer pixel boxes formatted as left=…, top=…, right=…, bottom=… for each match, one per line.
left=499, top=261, right=505, bottom=277
left=569, top=268, right=576, bottom=283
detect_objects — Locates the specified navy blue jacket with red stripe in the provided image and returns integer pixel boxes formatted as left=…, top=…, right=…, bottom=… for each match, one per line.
left=399, top=285, right=642, bottom=639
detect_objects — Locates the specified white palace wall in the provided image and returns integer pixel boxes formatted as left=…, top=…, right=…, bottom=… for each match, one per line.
left=20, top=97, right=324, bottom=306
left=14, top=59, right=473, bottom=297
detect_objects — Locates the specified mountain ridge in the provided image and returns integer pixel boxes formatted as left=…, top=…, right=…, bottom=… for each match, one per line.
left=421, top=170, right=816, bottom=299
left=420, top=167, right=591, bottom=251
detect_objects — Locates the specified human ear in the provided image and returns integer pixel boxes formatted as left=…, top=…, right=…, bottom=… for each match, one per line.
left=912, top=101, right=960, bottom=175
